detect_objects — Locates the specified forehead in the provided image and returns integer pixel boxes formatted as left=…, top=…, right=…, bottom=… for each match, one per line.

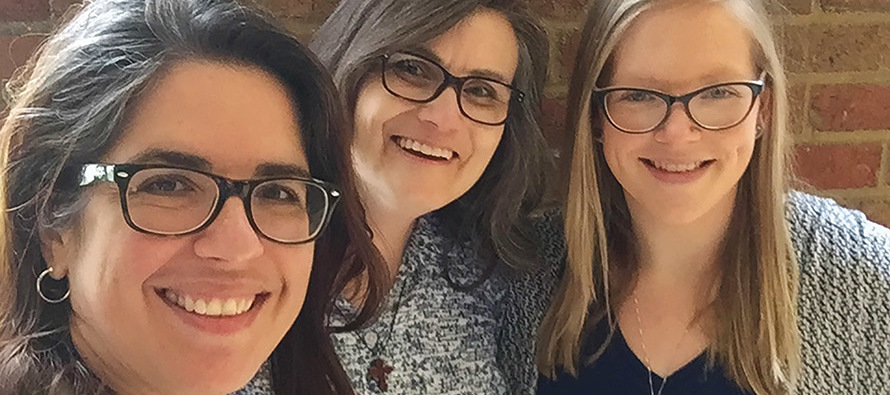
left=608, top=1, right=757, bottom=90
left=107, top=60, right=306, bottom=176
left=425, top=9, right=520, bottom=83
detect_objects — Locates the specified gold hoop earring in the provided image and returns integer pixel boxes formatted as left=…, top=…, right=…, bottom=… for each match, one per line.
left=37, top=267, right=69, bottom=304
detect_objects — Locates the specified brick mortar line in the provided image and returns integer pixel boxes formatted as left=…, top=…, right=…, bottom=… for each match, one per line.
left=0, top=22, right=53, bottom=36
left=542, top=19, right=583, bottom=31
left=795, top=131, right=890, bottom=144
left=881, top=142, right=889, bottom=187
left=774, top=12, right=890, bottom=26
left=544, top=84, right=569, bottom=97
left=816, top=186, right=890, bottom=200
left=799, top=82, right=813, bottom=138
left=787, top=70, right=890, bottom=84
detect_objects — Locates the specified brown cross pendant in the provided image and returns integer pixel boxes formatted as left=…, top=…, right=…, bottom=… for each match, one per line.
left=368, top=357, right=394, bottom=392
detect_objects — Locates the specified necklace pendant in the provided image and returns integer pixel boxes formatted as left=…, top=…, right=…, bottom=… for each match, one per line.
left=368, top=357, right=394, bottom=392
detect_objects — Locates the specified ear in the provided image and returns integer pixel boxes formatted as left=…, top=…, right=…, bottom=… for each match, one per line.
left=39, top=227, right=74, bottom=279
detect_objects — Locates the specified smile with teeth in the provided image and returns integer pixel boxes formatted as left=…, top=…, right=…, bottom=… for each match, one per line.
left=645, top=159, right=712, bottom=173
left=395, top=136, right=455, bottom=160
left=162, top=289, right=256, bottom=317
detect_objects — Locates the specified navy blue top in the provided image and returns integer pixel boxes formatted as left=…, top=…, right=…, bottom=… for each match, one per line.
left=537, top=323, right=751, bottom=395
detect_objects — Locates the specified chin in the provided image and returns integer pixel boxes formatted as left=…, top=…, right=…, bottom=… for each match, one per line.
left=402, top=193, right=456, bottom=215
left=169, top=366, right=259, bottom=394
left=163, top=349, right=265, bottom=393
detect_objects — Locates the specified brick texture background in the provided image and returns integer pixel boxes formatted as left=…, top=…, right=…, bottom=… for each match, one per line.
left=2, top=0, right=888, bottom=227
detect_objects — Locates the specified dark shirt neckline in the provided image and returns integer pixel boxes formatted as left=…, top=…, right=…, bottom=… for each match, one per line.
left=537, top=321, right=750, bottom=395
left=613, top=323, right=709, bottom=382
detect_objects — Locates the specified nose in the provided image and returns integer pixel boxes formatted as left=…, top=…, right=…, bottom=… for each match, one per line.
left=416, top=86, right=464, bottom=132
left=193, top=198, right=264, bottom=263
left=653, top=102, right=702, bottom=144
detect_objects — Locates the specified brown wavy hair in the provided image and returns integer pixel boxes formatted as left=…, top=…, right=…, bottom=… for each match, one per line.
left=310, top=0, right=553, bottom=287
left=0, top=0, right=386, bottom=393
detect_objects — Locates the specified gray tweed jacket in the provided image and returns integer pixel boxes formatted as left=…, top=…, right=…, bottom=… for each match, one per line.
left=501, top=191, right=890, bottom=394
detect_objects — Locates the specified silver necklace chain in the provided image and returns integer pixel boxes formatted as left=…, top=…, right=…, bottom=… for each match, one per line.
left=632, top=291, right=693, bottom=395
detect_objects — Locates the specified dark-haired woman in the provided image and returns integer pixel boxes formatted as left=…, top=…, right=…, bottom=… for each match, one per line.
left=0, top=0, right=384, bottom=394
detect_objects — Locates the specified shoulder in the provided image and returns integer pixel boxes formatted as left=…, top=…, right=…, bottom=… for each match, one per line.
left=498, top=206, right=566, bottom=394
left=510, top=206, right=566, bottom=304
left=786, top=192, right=890, bottom=389
left=528, top=206, right=568, bottom=270
left=786, top=191, right=890, bottom=269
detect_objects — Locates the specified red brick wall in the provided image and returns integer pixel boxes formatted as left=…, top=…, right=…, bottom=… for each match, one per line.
left=3, top=0, right=889, bottom=227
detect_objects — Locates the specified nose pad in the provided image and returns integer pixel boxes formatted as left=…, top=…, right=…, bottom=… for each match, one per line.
left=653, top=102, right=701, bottom=143
left=416, top=87, right=464, bottom=131
left=192, top=198, right=264, bottom=263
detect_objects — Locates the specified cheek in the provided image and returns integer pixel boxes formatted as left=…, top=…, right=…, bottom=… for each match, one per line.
left=67, top=203, right=164, bottom=297
left=601, top=128, right=635, bottom=176
left=271, top=246, right=314, bottom=310
left=471, top=127, right=504, bottom=163
left=353, top=81, right=401, bottom=149
left=724, top=124, right=758, bottom=168
left=68, top=230, right=183, bottom=320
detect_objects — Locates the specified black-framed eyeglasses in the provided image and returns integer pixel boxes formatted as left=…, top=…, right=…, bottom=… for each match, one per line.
left=381, top=51, right=525, bottom=126
left=592, top=74, right=766, bottom=134
left=79, top=163, right=341, bottom=244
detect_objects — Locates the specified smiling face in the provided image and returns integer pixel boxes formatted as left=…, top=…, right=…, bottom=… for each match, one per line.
left=599, top=0, right=764, bottom=226
left=352, top=9, right=519, bottom=217
left=43, top=61, right=312, bottom=394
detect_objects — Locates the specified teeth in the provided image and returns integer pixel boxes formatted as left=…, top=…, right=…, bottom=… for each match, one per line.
left=194, top=299, right=207, bottom=314
left=396, top=137, right=453, bottom=160
left=650, top=160, right=705, bottom=173
left=205, top=299, right=221, bottom=315
left=163, top=290, right=256, bottom=317
left=222, top=299, right=238, bottom=315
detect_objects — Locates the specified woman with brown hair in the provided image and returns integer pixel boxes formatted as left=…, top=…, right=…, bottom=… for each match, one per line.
left=0, top=0, right=384, bottom=393
left=304, top=0, right=557, bottom=393
left=528, top=0, right=890, bottom=394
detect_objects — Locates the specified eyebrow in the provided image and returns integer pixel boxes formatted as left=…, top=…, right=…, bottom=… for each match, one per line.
left=411, top=47, right=513, bottom=84
left=128, top=149, right=212, bottom=171
left=127, top=149, right=311, bottom=178
left=611, top=69, right=760, bottom=90
left=254, top=163, right=311, bottom=179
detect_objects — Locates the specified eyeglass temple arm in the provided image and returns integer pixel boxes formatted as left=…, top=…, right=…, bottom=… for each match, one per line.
left=79, top=164, right=117, bottom=187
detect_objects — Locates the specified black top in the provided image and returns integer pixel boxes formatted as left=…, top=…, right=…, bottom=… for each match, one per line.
left=537, top=323, right=751, bottom=395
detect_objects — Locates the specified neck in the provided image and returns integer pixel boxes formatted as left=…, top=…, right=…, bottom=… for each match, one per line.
left=628, top=190, right=736, bottom=296
left=362, top=193, right=421, bottom=278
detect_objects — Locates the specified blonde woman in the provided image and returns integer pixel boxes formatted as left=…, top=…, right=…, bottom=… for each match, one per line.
left=518, top=0, right=889, bottom=394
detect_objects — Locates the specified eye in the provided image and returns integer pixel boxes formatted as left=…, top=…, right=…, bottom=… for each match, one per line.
left=133, top=175, right=196, bottom=195
left=618, top=90, right=658, bottom=103
left=391, top=58, right=434, bottom=81
left=701, top=86, right=742, bottom=99
left=255, top=182, right=305, bottom=207
left=463, top=80, right=499, bottom=99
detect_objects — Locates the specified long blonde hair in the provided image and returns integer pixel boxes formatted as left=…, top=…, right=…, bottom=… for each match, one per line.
left=537, top=0, right=800, bottom=393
